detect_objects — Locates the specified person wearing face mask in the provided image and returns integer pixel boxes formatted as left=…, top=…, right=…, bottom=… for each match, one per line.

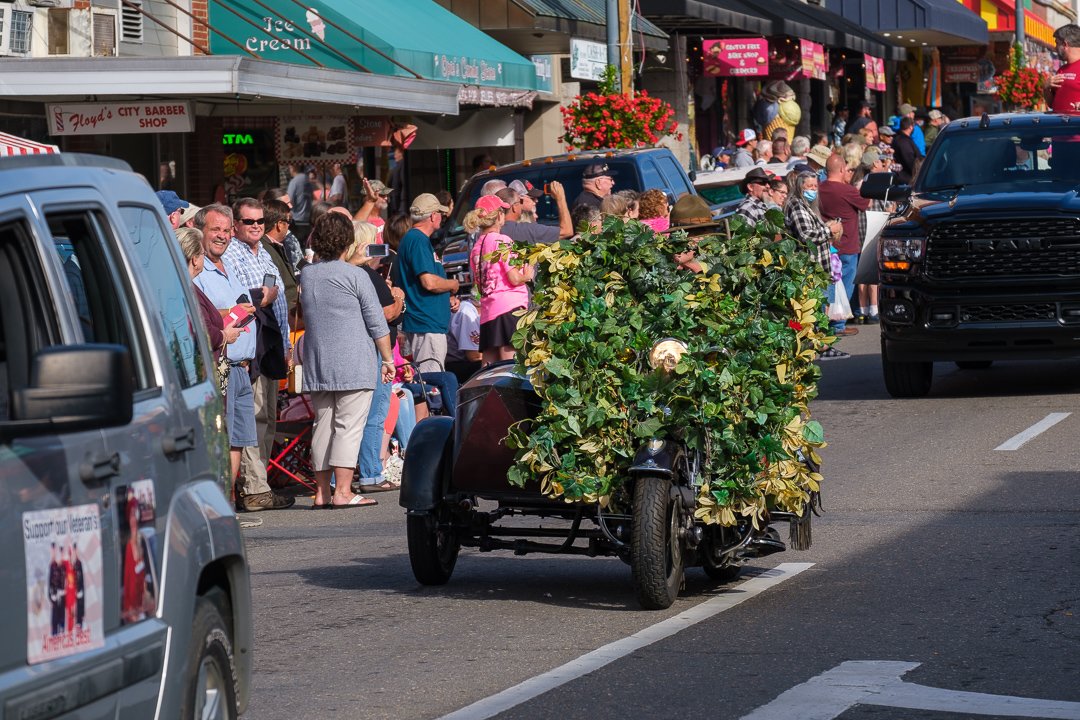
left=1046, top=24, right=1080, bottom=114
left=783, top=171, right=847, bottom=359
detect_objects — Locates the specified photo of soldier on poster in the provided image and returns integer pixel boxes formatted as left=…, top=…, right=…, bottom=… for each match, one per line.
left=118, top=480, right=159, bottom=625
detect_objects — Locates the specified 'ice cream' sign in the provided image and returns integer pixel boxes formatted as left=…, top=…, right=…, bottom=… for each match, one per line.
left=703, top=39, right=768, bottom=77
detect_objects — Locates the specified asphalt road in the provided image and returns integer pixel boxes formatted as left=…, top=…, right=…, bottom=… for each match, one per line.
left=241, top=329, right=1080, bottom=720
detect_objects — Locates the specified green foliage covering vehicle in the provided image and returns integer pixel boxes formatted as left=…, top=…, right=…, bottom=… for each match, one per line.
left=399, top=212, right=829, bottom=609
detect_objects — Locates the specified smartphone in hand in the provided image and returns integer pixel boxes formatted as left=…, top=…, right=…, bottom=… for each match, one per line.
left=262, top=272, right=277, bottom=288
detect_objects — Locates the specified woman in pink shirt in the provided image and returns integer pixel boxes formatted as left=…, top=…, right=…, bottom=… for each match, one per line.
left=468, top=194, right=535, bottom=365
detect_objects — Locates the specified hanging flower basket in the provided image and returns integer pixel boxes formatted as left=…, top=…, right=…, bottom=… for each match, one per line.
left=997, top=44, right=1047, bottom=111
left=559, top=66, right=682, bottom=151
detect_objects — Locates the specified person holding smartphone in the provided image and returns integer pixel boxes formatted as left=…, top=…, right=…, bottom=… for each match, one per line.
left=220, top=197, right=294, bottom=513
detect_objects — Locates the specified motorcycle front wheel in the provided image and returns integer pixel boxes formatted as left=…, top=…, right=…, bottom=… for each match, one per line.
left=631, top=475, right=684, bottom=610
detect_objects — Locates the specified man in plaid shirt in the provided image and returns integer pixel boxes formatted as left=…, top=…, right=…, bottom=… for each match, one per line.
left=735, top=167, right=773, bottom=225
left=224, top=197, right=292, bottom=512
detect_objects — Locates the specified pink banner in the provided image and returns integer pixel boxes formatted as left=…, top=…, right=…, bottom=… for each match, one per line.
left=703, top=38, right=769, bottom=77
left=865, top=55, right=886, bottom=91
left=800, top=41, right=827, bottom=81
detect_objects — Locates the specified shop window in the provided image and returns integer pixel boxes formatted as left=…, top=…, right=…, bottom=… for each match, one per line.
left=121, top=0, right=143, bottom=44
left=48, top=9, right=70, bottom=56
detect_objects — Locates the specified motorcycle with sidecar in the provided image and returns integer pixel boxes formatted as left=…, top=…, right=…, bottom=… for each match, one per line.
left=399, top=340, right=816, bottom=610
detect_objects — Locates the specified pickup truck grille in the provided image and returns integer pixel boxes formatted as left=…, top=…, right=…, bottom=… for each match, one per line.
left=925, top=218, right=1080, bottom=279
left=959, top=304, right=1058, bottom=323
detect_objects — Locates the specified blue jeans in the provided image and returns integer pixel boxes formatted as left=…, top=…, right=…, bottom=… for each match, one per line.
left=393, top=388, right=416, bottom=450
left=402, top=371, right=459, bottom=417
left=827, top=253, right=859, bottom=332
left=357, top=377, right=392, bottom=482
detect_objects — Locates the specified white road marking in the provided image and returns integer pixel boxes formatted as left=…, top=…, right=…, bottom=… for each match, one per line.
left=995, top=412, right=1071, bottom=451
left=741, top=660, right=1080, bottom=720
left=437, top=562, right=814, bottom=720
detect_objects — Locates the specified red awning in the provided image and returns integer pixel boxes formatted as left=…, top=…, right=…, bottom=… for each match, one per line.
left=0, top=131, right=60, bottom=157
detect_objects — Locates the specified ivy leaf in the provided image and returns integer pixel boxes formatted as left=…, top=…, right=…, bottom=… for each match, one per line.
left=802, top=420, right=825, bottom=445
left=545, top=358, right=572, bottom=378
left=634, top=416, right=664, bottom=438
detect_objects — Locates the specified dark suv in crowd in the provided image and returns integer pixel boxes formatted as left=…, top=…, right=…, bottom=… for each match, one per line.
left=439, top=147, right=698, bottom=288
left=863, top=112, right=1080, bottom=397
left=0, top=154, right=251, bottom=718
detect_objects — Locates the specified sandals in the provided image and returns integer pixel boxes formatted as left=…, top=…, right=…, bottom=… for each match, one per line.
left=358, top=479, right=400, bottom=494
left=331, top=494, right=378, bottom=508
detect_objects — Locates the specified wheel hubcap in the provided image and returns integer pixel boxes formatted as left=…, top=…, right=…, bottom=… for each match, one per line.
left=196, top=654, right=227, bottom=720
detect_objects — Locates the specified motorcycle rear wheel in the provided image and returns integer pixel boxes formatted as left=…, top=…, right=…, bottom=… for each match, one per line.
left=631, top=475, right=684, bottom=610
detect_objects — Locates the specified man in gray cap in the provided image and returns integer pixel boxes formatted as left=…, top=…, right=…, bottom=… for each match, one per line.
left=573, top=163, right=615, bottom=209
left=898, top=103, right=926, bottom=155
left=398, top=192, right=459, bottom=374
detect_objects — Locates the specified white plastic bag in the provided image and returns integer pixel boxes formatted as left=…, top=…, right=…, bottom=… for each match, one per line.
left=828, top=284, right=854, bottom=322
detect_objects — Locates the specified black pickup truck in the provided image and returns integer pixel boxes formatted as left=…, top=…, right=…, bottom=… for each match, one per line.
left=862, top=112, right=1080, bottom=397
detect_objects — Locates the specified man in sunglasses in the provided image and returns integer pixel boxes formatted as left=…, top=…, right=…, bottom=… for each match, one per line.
left=223, top=197, right=293, bottom=513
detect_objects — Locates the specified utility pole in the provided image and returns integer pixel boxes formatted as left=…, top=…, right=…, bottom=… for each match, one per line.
left=1015, top=0, right=1026, bottom=49
left=606, top=0, right=619, bottom=83
left=619, top=0, right=633, bottom=95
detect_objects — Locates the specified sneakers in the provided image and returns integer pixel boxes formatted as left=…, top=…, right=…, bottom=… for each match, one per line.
left=238, top=491, right=295, bottom=512
left=865, top=314, right=880, bottom=324
left=833, top=327, right=859, bottom=337
left=818, top=347, right=851, bottom=360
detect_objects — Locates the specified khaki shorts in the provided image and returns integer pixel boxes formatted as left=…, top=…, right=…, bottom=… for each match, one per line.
left=309, top=389, right=374, bottom=471
left=403, top=332, right=447, bottom=374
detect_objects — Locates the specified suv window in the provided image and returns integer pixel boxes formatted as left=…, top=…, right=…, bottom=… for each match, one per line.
left=656, top=155, right=694, bottom=197
left=0, top=220, right=61, bottom=420
left=118, top=205, right=206, bottom=388
left=43, top=210, right=153, bottom=391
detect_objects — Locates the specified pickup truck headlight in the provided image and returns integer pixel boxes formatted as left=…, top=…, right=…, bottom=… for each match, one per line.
left=879, top=235, right=924, bottom=272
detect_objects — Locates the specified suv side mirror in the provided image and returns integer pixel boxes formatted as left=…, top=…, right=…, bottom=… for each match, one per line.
left=861, top=171, right=911, bottom=202
left=4, top=344, right=134, bottom=438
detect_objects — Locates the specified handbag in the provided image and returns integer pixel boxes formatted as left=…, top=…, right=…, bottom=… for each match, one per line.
left=215, top=349, right=230, bottom=397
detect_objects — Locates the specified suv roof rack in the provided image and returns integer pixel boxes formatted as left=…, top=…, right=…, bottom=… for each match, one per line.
left=0, top=153, right=133, bottom=172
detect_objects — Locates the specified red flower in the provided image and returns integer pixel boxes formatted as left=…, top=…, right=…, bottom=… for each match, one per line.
left=788, top=321, right=803, bottom=332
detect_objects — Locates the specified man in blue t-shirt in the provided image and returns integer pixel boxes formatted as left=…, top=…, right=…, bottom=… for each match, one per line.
left=397, top=193, right=460, bottom=373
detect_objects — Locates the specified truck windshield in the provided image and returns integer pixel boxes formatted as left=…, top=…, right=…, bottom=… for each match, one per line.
left=919, top=126, right=1080, bottom=192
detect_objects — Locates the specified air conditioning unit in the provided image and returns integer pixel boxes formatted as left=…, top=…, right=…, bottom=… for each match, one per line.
left=91, top=7, right=117, bottom=56
left=0, top=4, right=34, bottom=57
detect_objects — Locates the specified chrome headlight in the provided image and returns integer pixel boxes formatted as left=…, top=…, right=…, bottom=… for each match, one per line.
left=648, top=339, right=688, bottom=372
left=879, top=234, right=924, bottom=272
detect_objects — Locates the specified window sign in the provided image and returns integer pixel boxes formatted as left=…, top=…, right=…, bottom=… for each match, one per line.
left=703, top=39, right=768, bottom=77
left=532, top=55, right=554, bottom=93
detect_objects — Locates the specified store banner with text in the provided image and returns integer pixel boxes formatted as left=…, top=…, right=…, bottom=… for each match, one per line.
left=865, top=56, right=886, bottom=92
left=703, top=39, right=768, bottom=77
left=47, top=102, right=194, bottom=136
left=800, top=40, right=827, bottom=81
left=278, top=116, right=352, bottom=163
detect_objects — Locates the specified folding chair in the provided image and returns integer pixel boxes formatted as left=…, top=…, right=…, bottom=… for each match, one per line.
left=267, top=392, right=317, bottom=492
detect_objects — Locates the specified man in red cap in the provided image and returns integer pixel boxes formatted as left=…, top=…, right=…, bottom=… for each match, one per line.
left=732, top=129, right=757, bottom=168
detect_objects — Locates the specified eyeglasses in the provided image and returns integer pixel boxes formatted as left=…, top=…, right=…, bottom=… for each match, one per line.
left=239, top=217, right=265, bottom=226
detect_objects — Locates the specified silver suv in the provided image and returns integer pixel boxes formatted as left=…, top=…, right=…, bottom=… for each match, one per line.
left=0, top=154, right=251, bottom=718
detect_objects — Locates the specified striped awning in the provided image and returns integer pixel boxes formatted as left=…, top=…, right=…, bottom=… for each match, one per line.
left=0, top=132, right=60, bottom=157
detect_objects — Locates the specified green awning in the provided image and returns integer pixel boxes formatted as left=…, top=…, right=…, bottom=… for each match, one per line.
left=209, top=0, right=538, bottom=90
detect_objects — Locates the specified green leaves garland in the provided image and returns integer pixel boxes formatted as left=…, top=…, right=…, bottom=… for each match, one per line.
left=506, top=212, right=829, bottom=526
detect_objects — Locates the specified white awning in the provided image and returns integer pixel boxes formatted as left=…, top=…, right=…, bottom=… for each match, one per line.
left=0, top=56, right=460, bottom=117
left=0, top=131, right=60, bottom=157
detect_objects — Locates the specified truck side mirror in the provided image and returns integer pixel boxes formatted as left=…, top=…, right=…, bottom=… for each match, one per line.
left=3, top=344, right=134, bottom=438
left=861, top=171, right=910, bottom=202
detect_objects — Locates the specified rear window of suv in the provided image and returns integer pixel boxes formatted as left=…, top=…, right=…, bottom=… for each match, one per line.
left=919, top=126, right=1080, bottom=192
left=453, top=160, right=642, bottom=227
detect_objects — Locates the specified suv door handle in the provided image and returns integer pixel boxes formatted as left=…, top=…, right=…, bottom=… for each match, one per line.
left=162, top=426, right=196, bottom=459
left=79, top=451, right=120, bottom=485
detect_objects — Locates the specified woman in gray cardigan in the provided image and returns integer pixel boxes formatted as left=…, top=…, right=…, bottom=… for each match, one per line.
left=301, top=212, right=396, bottom=508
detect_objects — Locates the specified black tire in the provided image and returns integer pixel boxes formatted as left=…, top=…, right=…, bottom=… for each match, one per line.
left=882, top=341, right=933, bottom=398
left=955, top=361, right=993, bottom=370
left=180, top=589, right=238, bottom=720
left=406, top=506, right=460, bottom=585
left=631, top=476, right=684, bottom=610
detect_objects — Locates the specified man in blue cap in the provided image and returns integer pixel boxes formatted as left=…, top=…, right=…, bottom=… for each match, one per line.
left=156, top=190, right=192, bottom=229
